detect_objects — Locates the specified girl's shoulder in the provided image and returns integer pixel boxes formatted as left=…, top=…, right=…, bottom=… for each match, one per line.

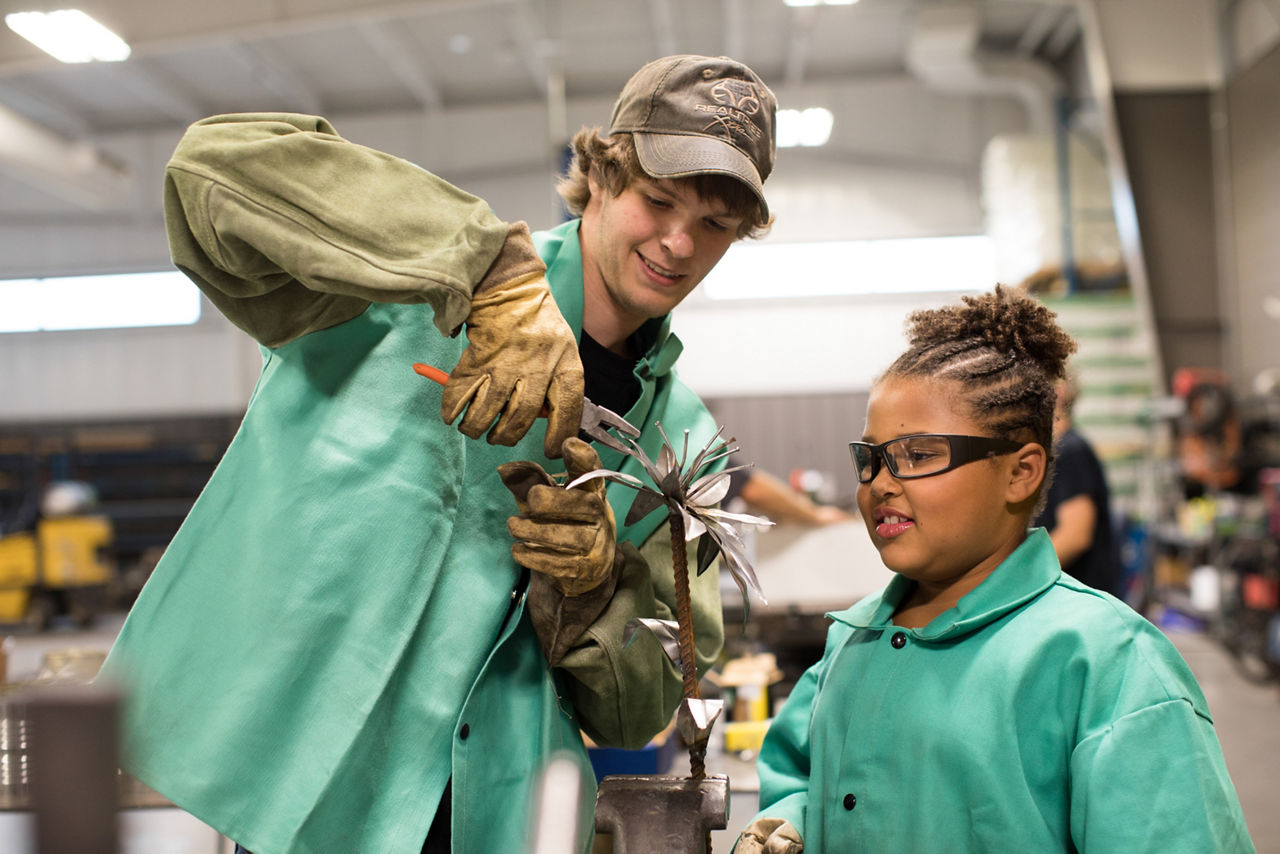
left=1015, top=579, right=1211, bottom=717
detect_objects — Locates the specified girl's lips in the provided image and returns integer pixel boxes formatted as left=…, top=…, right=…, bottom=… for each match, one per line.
left=873, top=510, right=914, bottom=539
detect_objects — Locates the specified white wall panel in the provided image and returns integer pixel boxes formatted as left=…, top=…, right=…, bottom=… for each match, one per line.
left=0, top=297, right=261, bottom=421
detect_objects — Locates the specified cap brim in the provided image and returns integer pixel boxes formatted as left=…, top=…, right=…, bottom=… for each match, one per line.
left=633, top=133, right=769, bottom=221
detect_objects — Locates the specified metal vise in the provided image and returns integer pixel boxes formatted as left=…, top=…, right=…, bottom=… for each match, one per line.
left=594, top=773, right=728, bottom=854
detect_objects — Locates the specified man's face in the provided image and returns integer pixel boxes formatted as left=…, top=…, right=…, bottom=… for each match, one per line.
left=579, top=173, right=744, bottom=334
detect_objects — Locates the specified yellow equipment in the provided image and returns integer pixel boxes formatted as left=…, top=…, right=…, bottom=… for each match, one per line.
left=0, top=516, right=114, bottom=627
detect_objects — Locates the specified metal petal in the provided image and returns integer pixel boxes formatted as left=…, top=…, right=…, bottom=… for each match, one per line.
left=625, top=488, right=668, bottom=527
left=676, top=698, right=725, bottom=746
left=680, top=426, right=726, bottom=488
left=704, top=520, right=767, bottom=612
left=617, top=431, right=665, bottom=488
left=623, top=618, right=682, bottom=667
left=696, top=506, right=775, bottom=529
left=681, top=506, right=706, bottom=541
left=565, top=468, right=647, bottom=491
left=685, top=470, right=731, bottom=507
left=656, top=441, right=678, bottom=483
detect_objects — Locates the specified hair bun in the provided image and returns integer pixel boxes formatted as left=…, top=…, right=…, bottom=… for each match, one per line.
left=906, top=284, right=1076, bottom=379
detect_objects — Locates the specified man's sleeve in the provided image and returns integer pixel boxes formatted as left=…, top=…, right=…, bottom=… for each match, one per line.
left=163, top=113, right=514, bottom=347
left=1069, top=699, right=1255, bottom=852
left=549, top=525, right=725, bottom=749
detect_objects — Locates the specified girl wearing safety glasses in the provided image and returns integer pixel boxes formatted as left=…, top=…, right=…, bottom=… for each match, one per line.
left=738, top=285, right=1252, bottom=854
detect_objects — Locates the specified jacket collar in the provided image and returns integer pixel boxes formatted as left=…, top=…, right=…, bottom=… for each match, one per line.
left=828, top=527, right=1062, bottom=641
left=535, top=219, right=682, bottom=378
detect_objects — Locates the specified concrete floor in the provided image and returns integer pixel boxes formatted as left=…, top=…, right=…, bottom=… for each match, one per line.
left=1168, top=627, right=1280, bottom=853
left=4, top=616, right=1277, bottom=852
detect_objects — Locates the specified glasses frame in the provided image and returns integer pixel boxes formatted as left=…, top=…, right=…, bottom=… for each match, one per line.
left=848, top=433, right=1027, bottom=484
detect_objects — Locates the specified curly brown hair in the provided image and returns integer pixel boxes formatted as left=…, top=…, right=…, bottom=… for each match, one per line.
left=555, top=126, right=772, bottom=240
left=883, top=284, right=1077, bottom=454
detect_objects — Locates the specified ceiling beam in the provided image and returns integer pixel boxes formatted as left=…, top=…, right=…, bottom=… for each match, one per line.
left=1016, top=5, right=1069, bottom=56
left=0, top=102, right=132, bottom=209
left=0, top=81, right=90, bottom=139
left=648, top=0, right=678, bottom=57
left=722, top=0, right=747, bottom=60
left=106, top=62, right=208, bottom=126
left=223, top=42, right=324, bottom=115
left=784, top=5, right=819, bottom=86
left=1042, top=5, right=1082, bottom=59
left=503, top=0, right=551, bottom=97
left=0, top=0, right=508, bottom=77
left=356, top=17, right=444, bottom=109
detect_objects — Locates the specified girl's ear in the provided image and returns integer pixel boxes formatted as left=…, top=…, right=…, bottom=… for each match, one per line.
left=1006, top=443, right=1047, bottom=505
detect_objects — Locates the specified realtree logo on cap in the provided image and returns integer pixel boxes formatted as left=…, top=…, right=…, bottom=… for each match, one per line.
left=696, top=79, right=766, bottom=146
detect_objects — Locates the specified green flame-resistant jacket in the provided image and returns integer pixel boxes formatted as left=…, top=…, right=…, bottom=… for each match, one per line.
left=99, top=114, right=724, bottom=854
left=752, top=528, right=1254, bottom=853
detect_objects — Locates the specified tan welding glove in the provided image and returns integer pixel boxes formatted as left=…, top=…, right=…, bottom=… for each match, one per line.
left=498, top=437, right=616, bottom=596
left=736, top=818, right=804, bottom=854
left=442, top=222, right=584, bottom=459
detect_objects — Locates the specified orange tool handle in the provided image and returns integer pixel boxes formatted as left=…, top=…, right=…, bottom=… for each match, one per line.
left=413, top=363, right=550, bottom=417
left=412, top=363, right=451, bottom=385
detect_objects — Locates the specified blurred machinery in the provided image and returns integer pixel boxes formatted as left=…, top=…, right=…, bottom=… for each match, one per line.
left=0, top=482, right=115, bottom=629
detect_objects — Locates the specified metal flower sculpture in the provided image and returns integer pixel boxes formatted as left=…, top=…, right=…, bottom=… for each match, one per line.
left=569, top=422, right=772, bottom=779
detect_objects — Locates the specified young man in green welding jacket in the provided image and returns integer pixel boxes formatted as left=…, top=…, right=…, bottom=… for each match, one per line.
left=100, top=55, right=776, bottom=854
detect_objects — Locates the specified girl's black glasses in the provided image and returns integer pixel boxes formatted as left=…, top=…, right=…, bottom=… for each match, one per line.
left=849, top=434, right=1026, bottom=483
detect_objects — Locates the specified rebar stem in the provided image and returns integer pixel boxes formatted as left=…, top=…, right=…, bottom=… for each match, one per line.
left=667, top=508, right=707, bottom=781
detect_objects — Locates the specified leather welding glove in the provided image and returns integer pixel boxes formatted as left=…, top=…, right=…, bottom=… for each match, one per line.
left=499, top=437, right=617, bottom=596
left=736, top=818, right=804, bottom=854
left=443, top=222, right=584, bottom=459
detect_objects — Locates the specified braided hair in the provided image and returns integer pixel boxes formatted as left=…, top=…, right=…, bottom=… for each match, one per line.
left=882, top=285, right=1077, bottom=454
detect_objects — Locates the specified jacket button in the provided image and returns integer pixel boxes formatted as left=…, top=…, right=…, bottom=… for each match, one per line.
left=843, top=793, right=856, bottom=810
left=890, top=632, right=907, bottom=649
left=459, top=724, right=470, bottom=740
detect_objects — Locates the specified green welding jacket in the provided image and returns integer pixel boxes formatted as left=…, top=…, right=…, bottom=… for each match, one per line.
left=99, top=114, right=725, bottom=854
left=752, top=528, right=1254, bottom=853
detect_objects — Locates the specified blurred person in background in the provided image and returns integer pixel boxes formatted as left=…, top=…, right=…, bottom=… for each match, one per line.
left=1033, top=370, right=1124, bottom=598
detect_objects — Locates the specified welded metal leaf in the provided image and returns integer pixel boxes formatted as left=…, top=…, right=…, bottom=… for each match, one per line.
left=696, top=534, right=721, bottom=576
left=624, top=618, right=682, bottom=667
left=625, top=488, right=668, bottom=527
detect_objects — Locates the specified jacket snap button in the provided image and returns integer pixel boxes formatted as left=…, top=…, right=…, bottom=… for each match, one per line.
left=891, top=632, right=907, bottom=649
left=843, top=793, right=856, bottom=810
left=459, top=723, right=470, bottom=740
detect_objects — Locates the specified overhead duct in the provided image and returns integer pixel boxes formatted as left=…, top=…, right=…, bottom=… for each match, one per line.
left=0, top=103, right=132, bottom=209
left=905, top=2, right=1063, bottom=134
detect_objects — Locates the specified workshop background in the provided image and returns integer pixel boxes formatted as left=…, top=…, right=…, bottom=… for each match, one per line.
left=0, top=0, right=1278, bottom=851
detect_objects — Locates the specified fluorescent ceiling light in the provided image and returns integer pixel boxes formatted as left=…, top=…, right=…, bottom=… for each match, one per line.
left=701, top=236, right=996, bottom=300
left=5, top=9, right=130, bottom=63
left=0, top=271, right=201, bottom=333
left=776, top=107, right=834, bottom=148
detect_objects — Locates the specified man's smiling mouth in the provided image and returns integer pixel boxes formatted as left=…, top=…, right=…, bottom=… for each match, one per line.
left=639, top=253, right=683, bottom=281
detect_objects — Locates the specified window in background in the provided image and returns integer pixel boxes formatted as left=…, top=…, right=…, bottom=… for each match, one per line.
left=700, top=235, right=997, bottom=300
left=0, top=271, right=201, bottom=333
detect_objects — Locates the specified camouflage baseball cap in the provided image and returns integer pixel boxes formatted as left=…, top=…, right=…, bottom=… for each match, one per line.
left=608, top=54, right=777, bottom=219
